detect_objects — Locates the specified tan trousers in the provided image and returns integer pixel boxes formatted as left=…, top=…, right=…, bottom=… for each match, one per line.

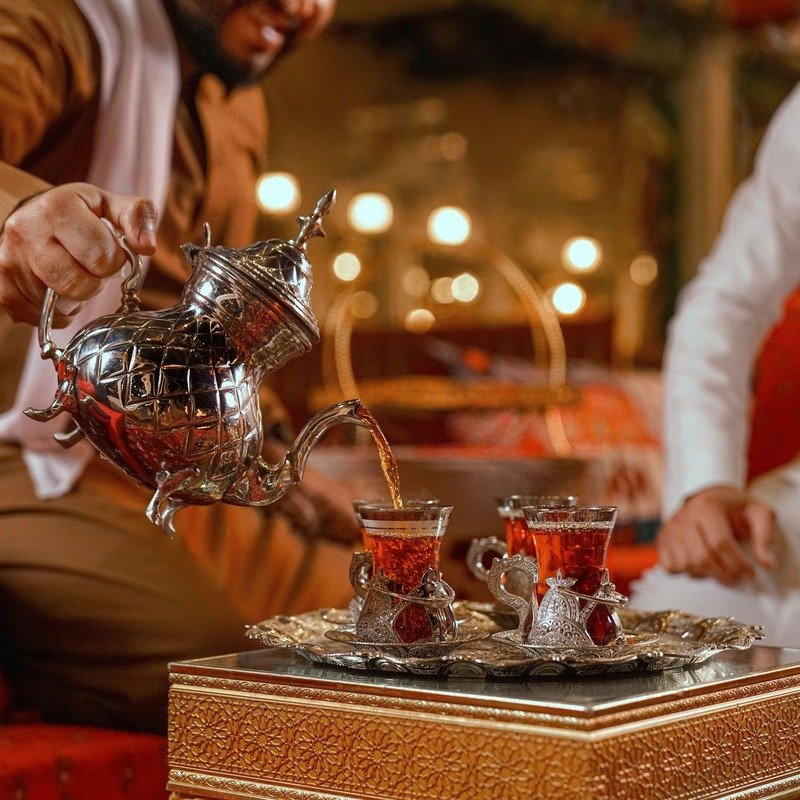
left=0, top=443, right=354, bottom=733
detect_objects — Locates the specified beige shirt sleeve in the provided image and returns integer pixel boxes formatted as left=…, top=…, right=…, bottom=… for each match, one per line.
left=0, top=161, right=50, bottom=225
left=0, top=0, right=98, bottom=224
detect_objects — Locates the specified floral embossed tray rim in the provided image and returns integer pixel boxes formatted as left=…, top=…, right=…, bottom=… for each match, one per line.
left=245, top=603, right=764, bottom=678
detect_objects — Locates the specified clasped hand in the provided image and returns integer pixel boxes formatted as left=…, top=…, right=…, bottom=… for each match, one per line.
left=0, top=182, right=157, bottom=327
left=658, top=485, right=775, bottom=585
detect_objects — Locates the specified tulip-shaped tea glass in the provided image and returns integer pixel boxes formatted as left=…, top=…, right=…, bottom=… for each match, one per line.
left=352, top=503, right=455, bottom=644
left=524, top=505, right=620, bottom=646
left=467, top=495, right=578, bottom=587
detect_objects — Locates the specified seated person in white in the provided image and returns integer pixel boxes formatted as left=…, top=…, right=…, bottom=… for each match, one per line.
left=630, top=81, right=800, bottom=647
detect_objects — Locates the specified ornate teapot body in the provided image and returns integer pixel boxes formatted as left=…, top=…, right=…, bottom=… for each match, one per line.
left=25, top=191, right=366, bottom=532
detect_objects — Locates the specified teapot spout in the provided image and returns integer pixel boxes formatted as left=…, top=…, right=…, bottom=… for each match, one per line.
left=225, top=398, right=367, bottom=506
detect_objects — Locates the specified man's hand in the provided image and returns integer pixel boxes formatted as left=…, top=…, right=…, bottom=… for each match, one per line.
left=658, top=485, right=775, bottom=585
left=0, top=182, right=157, bottom=326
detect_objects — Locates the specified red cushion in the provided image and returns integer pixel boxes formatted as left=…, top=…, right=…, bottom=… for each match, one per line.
left=0, top=723, right=167, bottom=800
left=748, top=289, right=800, bottom=481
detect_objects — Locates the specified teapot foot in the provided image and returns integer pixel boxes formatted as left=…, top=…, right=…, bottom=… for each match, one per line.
left=146, top=468, right=199, bottom=536
left=146, top=466, right=230, bottom=535
left=23, top=397, right=66, bottom=423
left=54, top=423, right=84, bottom=448
left=146, top=494, right=184, bottom=537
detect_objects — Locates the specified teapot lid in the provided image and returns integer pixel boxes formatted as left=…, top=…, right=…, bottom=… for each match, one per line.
left=184, top=190, right=336, bottom=341
left=231, top=236, right=319, bottom=338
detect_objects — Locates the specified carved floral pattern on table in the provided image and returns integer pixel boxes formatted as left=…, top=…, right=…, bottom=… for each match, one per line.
left=168, top=672, right=800, bottom=800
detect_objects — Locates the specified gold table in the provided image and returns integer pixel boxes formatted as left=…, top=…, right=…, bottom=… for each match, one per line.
left=168, top=646, right=800, bottom=800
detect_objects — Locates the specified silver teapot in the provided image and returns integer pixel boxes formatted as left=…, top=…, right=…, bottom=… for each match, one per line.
left=24, top=190, right=367, bottom=533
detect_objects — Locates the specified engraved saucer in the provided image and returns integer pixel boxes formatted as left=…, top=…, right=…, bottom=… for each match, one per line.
left=246, top=604, right=764, bottom=678
left=324, top=624, right=487, bottom=658
left=491, top=628, right=661, bottom=656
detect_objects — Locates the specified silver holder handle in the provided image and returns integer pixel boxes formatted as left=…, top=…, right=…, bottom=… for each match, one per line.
left=487, top=554, right=538, bottom=640
left=349, top=551, right=373, bottom=599
left=466, top=536, right=507, bottom=583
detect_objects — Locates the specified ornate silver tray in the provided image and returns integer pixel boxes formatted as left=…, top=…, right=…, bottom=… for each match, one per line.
left=324, top=625, right=487, bottom=657
left=246, top=602, right=763, bottom=678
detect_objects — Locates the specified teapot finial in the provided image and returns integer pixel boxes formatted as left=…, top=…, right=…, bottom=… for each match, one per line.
left=290, top=188, right=336, bottom=250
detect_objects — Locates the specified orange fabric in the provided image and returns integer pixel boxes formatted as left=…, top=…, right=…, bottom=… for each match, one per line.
left=747, top=288, right=800, bottom=481
left=607, top=544, right=659, bottom=597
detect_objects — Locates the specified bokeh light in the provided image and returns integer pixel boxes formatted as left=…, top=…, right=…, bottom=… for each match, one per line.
left=347, top=193, right=394, bottom=235
left=451, top=272, right=480, bottom=302
left=256, top=172, right=300, bottom=215
left=351, top=290, right=378, bottom=319
left=427, top=206, right=471, bottom=246
left=404, top=308, right=436, bottom=333
left=562, top=236, right=602, bottom=272
left=430, top=276, right=455, bottom=304
left=439, top=132, right=468, bottom=162
left=402, top=266, right=431, bottom=298
left=551, top=282, right=586, bottom=315
left=332, top=251, right=361, bottom=282
left=630, top=252, right=659, bottom=286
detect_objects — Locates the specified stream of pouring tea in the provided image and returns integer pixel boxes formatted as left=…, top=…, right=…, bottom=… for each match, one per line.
left=356, top=405, right=403, bottom=509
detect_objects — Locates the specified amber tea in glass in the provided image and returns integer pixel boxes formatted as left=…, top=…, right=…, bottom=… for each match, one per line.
left=496, top=495, right=578, bottom=557
left=525, top=506, right=618, bottom=645
left=356, top=503, right=452, bottom=642
left=353, top=498, right=438, bottom=552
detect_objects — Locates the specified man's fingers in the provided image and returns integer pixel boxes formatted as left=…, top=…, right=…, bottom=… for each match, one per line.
left=54, top=206, right=126, bottom=278
left=658, top=519, right=713, bottom=578
left=743, top=502, right=776, bottom=569
left=102, top=194, right=158, bottom=254
left=697, top=512, right=753, bottom=582
left=656, top=520, right=683, bottom=572
left=71, top=184, right=157, bottom=255
left=680, top=529, right=732, bottom=584
left=29, top=241, right=103, bottom=301
left=274, top=488, right=321, bottom=539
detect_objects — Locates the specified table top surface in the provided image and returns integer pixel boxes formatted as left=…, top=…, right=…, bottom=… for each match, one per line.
left=171, top=644, right=800, bottom=719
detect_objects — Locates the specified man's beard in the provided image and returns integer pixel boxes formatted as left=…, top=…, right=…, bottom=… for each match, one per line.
left=161, top=0, right=286, bottom=90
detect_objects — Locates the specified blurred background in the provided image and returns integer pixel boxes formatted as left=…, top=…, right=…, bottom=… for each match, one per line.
left=258, top=0, right=800, bottom=421
left=250, top=0, right=800, bottom=589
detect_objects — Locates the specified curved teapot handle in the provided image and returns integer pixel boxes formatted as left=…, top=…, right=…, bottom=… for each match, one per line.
left=37, top=221, right=143, bottom=365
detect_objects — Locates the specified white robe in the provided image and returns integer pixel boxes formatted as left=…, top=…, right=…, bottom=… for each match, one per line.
left=630, top=81, right=800, bottom=646
left=0, top=0, right=179, bottom=499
